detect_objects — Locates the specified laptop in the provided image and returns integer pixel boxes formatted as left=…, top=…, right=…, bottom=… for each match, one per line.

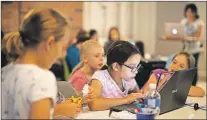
left=57, top=81, right=78, bottom=99
left=164, top=23, right=185, bottom=38
left=110, top=68, right=196, bottom=115
left=159, top=68, right=196, bottom=114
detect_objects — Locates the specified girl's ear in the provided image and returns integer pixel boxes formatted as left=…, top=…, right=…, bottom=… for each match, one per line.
left=82, top=55, right=88, bottom=63
left=112, top=62, right=120, bottom=71
left=45, top=36, right=55, bottom=51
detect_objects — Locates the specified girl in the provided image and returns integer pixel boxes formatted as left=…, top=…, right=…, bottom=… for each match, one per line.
left=88, top=41, right=143, bottom=111
left=69, top=40, right=104, bottom=95
left=104, top=27, right=121, bottom=54
left=2, top=8, right=80, bottom=119
left=142, top=52, right=205, bottom=97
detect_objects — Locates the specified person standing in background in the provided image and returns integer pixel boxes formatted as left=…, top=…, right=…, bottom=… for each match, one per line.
left=162, top=3, right=205, bottom=85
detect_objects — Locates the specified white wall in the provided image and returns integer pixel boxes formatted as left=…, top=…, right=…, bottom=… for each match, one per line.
left=190, top=2, right=206, bottom=79
left=83, top=2, right=157, bottom=54
left=83, top=2, right=206, bottom=78
left=155, top=2, right=206, bottom=79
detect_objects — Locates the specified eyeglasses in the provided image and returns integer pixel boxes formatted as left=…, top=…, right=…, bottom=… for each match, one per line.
left=120, top=64, right=142, bottom=73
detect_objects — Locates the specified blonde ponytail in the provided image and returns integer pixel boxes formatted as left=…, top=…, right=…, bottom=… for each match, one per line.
left=70, top=61, right=84, bottom=76
left=2, top=32, right=25, bottom=62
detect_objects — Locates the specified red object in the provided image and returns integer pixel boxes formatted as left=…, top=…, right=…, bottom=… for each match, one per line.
left=136, top=108, right=141, bottom=113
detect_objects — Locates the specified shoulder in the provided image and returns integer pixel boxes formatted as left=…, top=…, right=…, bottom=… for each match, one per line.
left=30, top=66, right=56, bottom=86
left=67, top=45, right=79, bottom=52
left=195, top=19, right=205, bottom=26
left=17, top=65, right=56, bottom=85
left=92, top=70, right=109, bottom=82
left=70, top=70, right=86, bottom=81
left=151, top=69, right=168, bottom=80
left=152, top=69, right=167, bottom=74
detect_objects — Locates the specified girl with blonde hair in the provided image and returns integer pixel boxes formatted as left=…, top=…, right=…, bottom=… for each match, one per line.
left=69, top=40, right=104, bottom=95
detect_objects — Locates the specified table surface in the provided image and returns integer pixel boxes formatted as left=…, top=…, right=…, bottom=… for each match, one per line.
left=57, top=81, right=206, bottom=119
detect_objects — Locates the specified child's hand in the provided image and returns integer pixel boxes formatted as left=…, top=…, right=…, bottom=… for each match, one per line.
left=125, top=93, right=144, bottom=104
left=84, top=86, right=95, bottom=103
left=55, top=99, right=82, bottom=118
left=136, top=89, right=144, bottom=94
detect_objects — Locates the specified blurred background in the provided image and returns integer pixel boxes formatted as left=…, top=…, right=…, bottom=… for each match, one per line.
left=1, top=1, right=206, bottom=80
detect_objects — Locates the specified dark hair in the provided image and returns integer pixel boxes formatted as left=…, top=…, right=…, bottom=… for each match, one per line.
left=135, top=41, right=145, bottom=57
left=172, top=52, right=195, bottom=68
left=108, top=27, right=120, bottom=41
left=106, top=41, right=140, bottom=66
left=76, top=29, right=88, bottom=39
left=89, top=29, right=97, bottom=38
left=184, top=3, right=199, bottom=19
left=76, top=36, right=90, bottom=45
left=1, top=31, right=4, bottom=39
left=2, top=8, right=70, bottom=62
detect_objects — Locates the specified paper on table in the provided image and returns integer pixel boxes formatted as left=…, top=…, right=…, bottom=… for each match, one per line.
left=75, top=110, right=114, bottom=119
left=110, top=111, right=136, bottom=119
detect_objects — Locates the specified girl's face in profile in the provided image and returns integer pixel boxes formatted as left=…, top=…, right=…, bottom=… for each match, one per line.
left=168, top=55, right=189, bottom=72
left=83, top=45, right=104, bottom=71
left=120, top=54, right=141, bottom=81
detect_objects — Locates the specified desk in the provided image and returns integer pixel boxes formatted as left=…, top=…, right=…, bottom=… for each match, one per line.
left=63, top=81, right=206, bottom=119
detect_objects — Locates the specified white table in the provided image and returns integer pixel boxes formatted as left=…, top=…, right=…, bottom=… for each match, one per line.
left=74, top=81, right=206, bottom=119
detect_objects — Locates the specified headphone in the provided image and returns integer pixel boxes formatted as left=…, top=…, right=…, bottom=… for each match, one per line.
left=185, top=102, right=206, bottom=111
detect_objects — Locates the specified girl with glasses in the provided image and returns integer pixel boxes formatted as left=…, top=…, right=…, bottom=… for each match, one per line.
left=88, top=41, right=144, bottom=111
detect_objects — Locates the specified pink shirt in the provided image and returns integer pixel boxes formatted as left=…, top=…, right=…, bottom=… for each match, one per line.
left=69, top=70, right=88, bottom=91
left=91, top=70, right=136, bottom=98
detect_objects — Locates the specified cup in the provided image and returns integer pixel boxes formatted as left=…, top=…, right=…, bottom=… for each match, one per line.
left=136, top=108, right=156, bottom=120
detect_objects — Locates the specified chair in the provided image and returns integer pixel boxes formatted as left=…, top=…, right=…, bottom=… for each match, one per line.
left=135, top=60, right=166, bottom=89
left=135, top=41, right=145, bottom=57
left=62, top=57, right=70, bottom=81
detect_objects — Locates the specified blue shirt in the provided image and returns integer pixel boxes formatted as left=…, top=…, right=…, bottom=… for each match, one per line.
left=66, top=45, right=80, bottom=73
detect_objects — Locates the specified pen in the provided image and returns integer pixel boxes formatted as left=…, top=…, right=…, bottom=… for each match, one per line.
left=108, top=108, right=122, bottom=117
left=109, top=109, right=113, bottom=117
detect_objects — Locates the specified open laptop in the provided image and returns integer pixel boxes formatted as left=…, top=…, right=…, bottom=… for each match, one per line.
left=110, top=68, right=197, bottom=115
left=164, top=23, right=185, bottom=38
left=57, top=81, right=78, bottom=99
left=159, top=68, right=196, bottom=114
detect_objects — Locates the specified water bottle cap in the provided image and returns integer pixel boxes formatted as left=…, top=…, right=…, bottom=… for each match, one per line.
left=149, top=84, right=156, bottom=89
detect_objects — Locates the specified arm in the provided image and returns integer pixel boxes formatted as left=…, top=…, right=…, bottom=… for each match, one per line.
left=142, top=74, right=157, bottom=94
left=88, top=80, right=128, bottom=111
left=53, top=100, right=81, bottom=118
left=163, top=36, right=185, bottom=41
left=133, top=88, right=140, bottom=93
left=188, top=85, right=205, bottom=97
left=191, top=25, right=203, bottom=40
left=30, top=98, right=51, bottom=119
